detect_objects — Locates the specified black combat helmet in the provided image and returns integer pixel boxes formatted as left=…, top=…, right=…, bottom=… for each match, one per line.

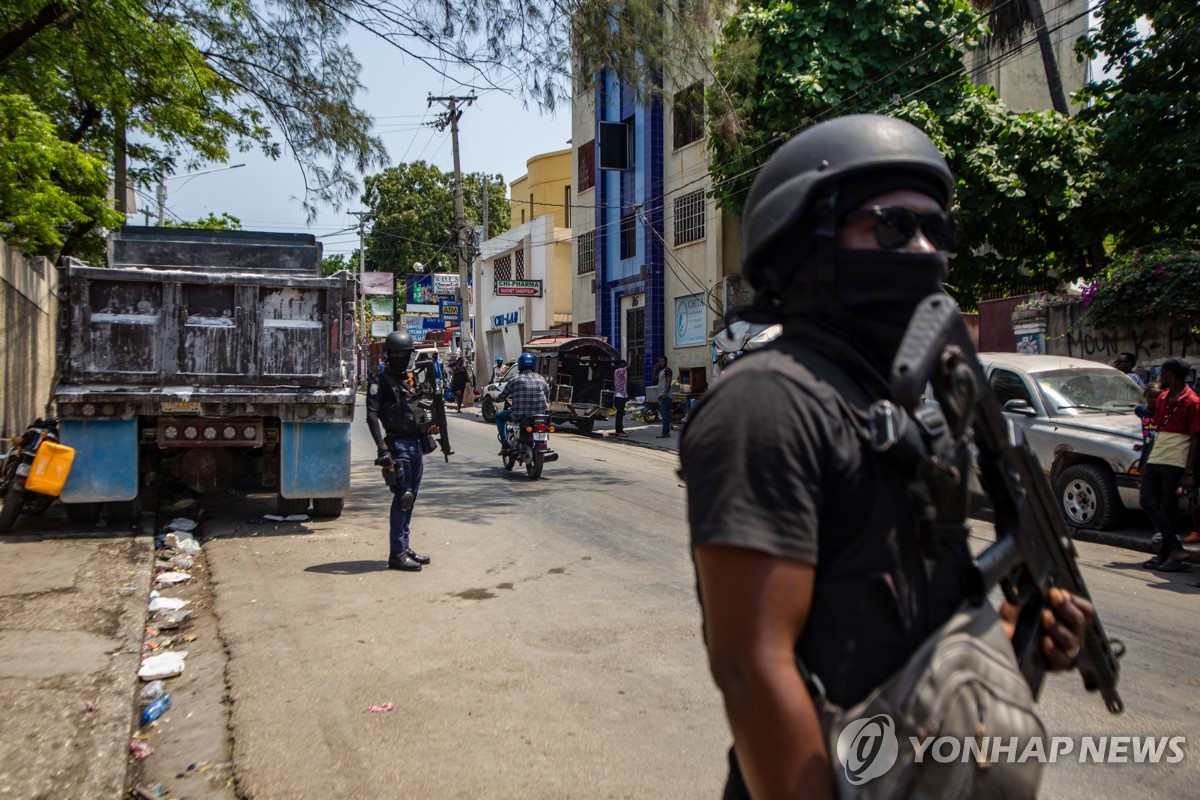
left=741, top=114, right=954, bottom=295
left=384, top=330, right=415, bottom=353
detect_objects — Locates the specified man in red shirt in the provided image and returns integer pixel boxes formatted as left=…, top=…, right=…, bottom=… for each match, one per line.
left=1141, top=357, right=1199, bottom=572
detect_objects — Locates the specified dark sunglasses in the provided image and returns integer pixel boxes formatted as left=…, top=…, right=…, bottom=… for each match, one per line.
left=843, top=205, right=956, bottom=251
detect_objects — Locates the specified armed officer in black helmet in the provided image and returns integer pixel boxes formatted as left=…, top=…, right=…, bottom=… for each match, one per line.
left=366, top=331, right=436, bottom=572
left=680, top=115, right=1093, bottom=799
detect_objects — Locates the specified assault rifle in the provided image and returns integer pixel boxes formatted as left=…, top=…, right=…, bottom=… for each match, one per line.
left=412, top=359, right=453, bottom=461
left=888, top=294, right=1124, bottom=714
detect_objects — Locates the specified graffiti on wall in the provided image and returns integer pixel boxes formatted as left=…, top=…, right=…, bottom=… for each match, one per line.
left=1046, top=303, right=1198, bottom=366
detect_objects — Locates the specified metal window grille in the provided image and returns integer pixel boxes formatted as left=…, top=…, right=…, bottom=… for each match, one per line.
left=515, top=248, right=525, bottom=280
left=673, top=190, right=706, bottom=246
left=577, top=230, right=595, bottom=274
left=578, top=140, right=596, bottom=191
left=673, top=82, right=704, bottom=150
left=620, top=213, right=637, bottom=260
left=493, top=254, right=512, bottom=290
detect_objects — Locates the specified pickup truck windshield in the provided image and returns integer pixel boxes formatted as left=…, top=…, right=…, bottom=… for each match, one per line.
left=1035, top=368, right=1143, bottom=415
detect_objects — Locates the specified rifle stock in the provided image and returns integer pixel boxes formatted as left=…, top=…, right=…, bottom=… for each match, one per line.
left=893, top=294, right=1124, bottom=715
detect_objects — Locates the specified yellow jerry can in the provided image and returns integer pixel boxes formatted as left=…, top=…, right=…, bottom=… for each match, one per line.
left=25, top=441, right=76, bottom=496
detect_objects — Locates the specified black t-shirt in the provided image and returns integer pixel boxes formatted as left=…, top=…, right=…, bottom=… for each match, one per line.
left=681, top=338, right=968, bottom=705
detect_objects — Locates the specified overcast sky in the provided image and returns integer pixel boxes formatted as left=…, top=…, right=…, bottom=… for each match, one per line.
left=158, top=26, right=572, bottom=259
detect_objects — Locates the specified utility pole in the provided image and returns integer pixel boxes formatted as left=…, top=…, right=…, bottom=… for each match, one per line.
left=350, top=210, right=370, bottom=386
left=428, top=92, right=476, bottom=358
left=476, top=175, right=488, bottom=381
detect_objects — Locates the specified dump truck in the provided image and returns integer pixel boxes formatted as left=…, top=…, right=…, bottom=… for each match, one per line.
left=52, top=227, right=355, bottom=520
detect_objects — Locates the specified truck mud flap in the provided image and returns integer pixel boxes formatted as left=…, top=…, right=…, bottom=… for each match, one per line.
left=280, top=422, right=351, bottom=499
left=59, top=419, right=139, bottom=503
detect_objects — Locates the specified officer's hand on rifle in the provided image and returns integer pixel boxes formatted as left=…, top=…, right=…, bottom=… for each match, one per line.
left=375, top=446, right=394, bottom=470
left=999, top=588, right=1094, bottom=672
left=426, top=424, right=440, bottom=435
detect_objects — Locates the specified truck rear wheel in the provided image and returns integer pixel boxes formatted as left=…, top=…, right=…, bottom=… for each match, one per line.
left=277, top=495, right=310, bottom=516
left=1054, top=464, right=1119, bottom=531
left=311, top=498, right=344, bottom=518
left=64, top=502, right=102, bottom=524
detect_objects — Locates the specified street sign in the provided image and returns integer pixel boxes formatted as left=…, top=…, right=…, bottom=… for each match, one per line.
left=440, top=299, right=462, bottom=323
left=496, top=280, right=543, bottom=297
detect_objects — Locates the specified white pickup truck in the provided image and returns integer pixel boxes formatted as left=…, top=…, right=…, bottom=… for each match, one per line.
left=977, top=353, right=1146, bottom=530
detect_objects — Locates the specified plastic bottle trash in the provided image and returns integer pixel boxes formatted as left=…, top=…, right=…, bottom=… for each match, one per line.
left=165, top=533, right=202, bottom=555
left=140, top=694, right=172, bottom=725
left=139, top=681, right=166, bottom=703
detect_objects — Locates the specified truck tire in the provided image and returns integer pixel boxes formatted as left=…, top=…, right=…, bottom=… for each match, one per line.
left=573, top=419, right=594, bottom=435
left=481, top=396, right=497, bottom=423
left=277, top=495, right=310, bottom=516
left=64, top=502, right=102, bottom=524
left=108, top=495, right=143, bottom=521
left=1054, top=464, right=1119, bottom=531
left=0, top=484, right=25, bottom=533
left=312, top=497, right=344, bottom=518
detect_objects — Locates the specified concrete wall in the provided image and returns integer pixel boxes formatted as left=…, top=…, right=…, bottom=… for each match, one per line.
left=968, top=0, right=1090, bottom=113
left=1046, top=302, right=1198, bottom=371
left=1, top=242, right=59, bottom=441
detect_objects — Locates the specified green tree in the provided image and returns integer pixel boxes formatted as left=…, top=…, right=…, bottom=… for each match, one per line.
left=361, top=161, right=509, bottom=285
left=321, top=252, right=355, bottom=278
left=0, top=94, right=123, bottom=256
left=164, top=212, right=241, bottom=231
left=1076, top=0, right=1200, bottom=249
left=707, top=0, right=1099, bottom=307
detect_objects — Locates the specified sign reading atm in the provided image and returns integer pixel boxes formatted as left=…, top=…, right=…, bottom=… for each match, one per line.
left=496, top=280, right=543, bottom=297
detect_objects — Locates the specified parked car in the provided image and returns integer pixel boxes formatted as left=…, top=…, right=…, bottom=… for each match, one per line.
left=975, top=353, right=1145, bottom=530
left=480, top=336, right=620, bottom=433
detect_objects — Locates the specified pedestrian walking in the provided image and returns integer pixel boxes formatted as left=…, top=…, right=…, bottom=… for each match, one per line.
left=679, top=114, right=1092, bottom=799
left=491, top=357, right=506, bottom=384
left=365, top=331, right=438, bottom=572
left=450, top=358, right=468, bottom=412
left=612, top=359, right=629, bottom=437
left=654, top=356, right=673, bottom=438
left=1140, top=357, right=1199, bottom=572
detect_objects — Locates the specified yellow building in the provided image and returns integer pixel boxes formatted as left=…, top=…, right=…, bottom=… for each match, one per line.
left=509, top=148, right=573, bottom=230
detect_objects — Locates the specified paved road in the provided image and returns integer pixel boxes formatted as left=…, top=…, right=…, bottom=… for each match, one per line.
left=9, top=399, right=1185, bottom=798
left=184, top=403, right=1197, bottom=799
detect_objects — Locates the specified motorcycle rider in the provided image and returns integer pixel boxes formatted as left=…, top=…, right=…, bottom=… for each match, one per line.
left=494, top=353, right=549, bottom=454
left=365, top=331, right=438, bottom=572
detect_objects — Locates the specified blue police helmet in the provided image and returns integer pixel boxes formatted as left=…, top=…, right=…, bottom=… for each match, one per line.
left=517, top=353, right=536, bottom=372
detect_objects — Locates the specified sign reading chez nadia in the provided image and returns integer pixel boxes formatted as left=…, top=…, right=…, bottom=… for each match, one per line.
left=496, top=280, right=543, bottom=297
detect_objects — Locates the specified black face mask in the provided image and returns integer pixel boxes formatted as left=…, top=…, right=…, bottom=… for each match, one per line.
left=386, top=353, right=413, bottom=372
left=825, top=250, right=949, bottom=373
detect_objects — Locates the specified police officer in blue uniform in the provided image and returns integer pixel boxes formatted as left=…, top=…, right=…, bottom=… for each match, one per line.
left=365, top=331, right=436, bottom=572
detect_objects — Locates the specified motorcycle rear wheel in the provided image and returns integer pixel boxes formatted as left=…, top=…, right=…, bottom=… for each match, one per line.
left=526, top=450, right=544, bottom=480
left=0, top=484, right=26, bottom=533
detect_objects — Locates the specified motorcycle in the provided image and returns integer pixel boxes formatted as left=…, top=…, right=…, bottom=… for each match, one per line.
left=500, top=413, right=559, bottom=480
left=0, top=418, right=72, bottom=533
left=639, top=396, right=691, bottom=426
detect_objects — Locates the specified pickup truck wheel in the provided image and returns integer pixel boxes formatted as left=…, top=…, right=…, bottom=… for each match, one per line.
left=64, top=502, right=102, bottom=524
left=481, top=396, right=497, bottom=423
left=573, top=419, right=594, bottom=435
left=277, top=495, right=310, bottom=516
left=312, top=497, right=344, bottom=518
left=1054, top=464, right=1119, bottom=531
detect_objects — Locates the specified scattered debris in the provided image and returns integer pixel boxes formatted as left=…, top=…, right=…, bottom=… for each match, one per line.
left=140, top=681, right=166, bottom=703
left=262, top=513, right=309, bottom=522
left=138, top=651, right=188, bottom=680
left=148, top=595, right=188, bottom=613
left=129, top=738, right=155, bottom=760
left=164, top=533, right=201, bottom=555
left=152, top=610, right=191, bottom=630
left=154, top=571, right=191, bottom=586
left=368, top=702, right=396, bottom=713
left=140, top=694, right=172, bottom=725
left=164, top=517, right=198, bottom=533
